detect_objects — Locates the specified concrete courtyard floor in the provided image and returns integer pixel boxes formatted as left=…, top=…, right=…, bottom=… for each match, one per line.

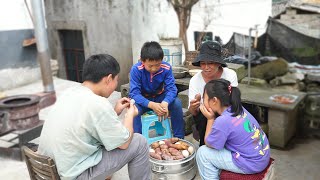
left=0, top=77, right=319, bottom=180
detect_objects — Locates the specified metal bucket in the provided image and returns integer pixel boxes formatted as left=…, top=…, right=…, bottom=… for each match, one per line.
left=160, top=38, right=183, bottom=67
left=149, top=139, right=197, bottom=180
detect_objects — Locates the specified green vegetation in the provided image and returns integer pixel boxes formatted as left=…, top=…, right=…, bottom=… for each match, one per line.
left=292, top=47, right=319, bottom=57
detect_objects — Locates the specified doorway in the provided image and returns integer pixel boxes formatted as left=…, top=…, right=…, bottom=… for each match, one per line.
left=59, top=30, right=85, bottom=82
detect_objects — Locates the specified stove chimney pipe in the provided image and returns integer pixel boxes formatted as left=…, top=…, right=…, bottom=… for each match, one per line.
left=31, top=0, right=54, bottom=92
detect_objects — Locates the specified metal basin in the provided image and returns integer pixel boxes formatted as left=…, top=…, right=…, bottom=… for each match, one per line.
left=0, top=95, right=40, bottom=134
left=149, top=139, right=197, bottom=180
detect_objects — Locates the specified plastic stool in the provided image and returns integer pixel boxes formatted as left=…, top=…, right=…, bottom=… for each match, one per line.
left=220, top=158, right=275, bottom=180
left=141, top=111, right=172, bottom=144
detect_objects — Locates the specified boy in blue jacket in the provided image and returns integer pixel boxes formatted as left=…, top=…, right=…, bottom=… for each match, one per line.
left=129, top=41, right=184, bottom=139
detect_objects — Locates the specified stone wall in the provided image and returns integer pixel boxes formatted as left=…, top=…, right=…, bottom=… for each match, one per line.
left=0, top=60, right=59, bottom=91
left=44, top=0, right=133, bottom=88
left=0, top=29, right=38, bottom=70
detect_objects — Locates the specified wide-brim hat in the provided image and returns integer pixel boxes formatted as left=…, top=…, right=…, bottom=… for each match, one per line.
left=192, top=41, right=227, bottom=67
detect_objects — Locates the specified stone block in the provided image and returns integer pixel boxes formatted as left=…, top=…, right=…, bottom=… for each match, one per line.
left=182, top=108, right=191, bottom=116
left=268, top=108, right=298, bottom=148
left=251, top=57, right=288, bottom=80
left=306, top=72, right=320, bottom=83
left=120, top=83, right=130, bottom=97
left=226, top=63, right=247, bottom=81
left=268, top=109, right=288, bottom=129
left=280, top=14, right=293, bottom=21
left=269, top=72, right=298, bottom=86
left=269, top=122, right=297, bottom=148
left=286, top=9, right=297, bottom=15
left=178, top=89, right=189, bottom=109
left=260, top=122, right=268, bottom=135
left=183, top=110, right=194, bottom=136
left=270, top=72, right=305, bottom=91
left=305, top=94, right=320, bottom=117
left=176, top=84, right=189, bottom=93
left=240, top=77, right=269, bottom=88
left=306, top=83, right=320, bottom=92
left=304, top=115, right=320, bottom=130
left=182, top=108, right=194, bottom=136
left=268, top=126, right=288, bottom=148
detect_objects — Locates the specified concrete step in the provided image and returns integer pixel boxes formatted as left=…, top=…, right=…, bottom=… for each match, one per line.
left=178, top=89, right=189, bottom=109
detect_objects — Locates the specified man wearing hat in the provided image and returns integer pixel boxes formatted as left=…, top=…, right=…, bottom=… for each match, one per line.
left=188, top=41, right=238, bottom=146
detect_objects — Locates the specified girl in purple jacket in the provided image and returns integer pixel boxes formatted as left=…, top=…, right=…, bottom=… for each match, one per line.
left=196, top=79, right=270, bottom=180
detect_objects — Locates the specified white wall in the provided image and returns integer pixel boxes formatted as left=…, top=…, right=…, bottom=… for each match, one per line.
left=131, top=0, right=272, bottom=63
left=131, top=0, right=179, bottom=63
left=0, top=0, right=34, bottom=31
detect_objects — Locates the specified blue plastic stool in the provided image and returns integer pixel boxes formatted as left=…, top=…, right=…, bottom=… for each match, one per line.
left=141, top=111, right=172, bottom=144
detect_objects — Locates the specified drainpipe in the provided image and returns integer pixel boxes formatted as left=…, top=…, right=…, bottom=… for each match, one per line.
left=31, top=0, right=54, bottom=92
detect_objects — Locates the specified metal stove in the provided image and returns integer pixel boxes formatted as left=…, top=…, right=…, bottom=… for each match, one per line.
left=0, top=93, right=55, bottom=160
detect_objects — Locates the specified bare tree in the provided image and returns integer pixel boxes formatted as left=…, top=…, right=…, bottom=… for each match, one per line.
left=168, top=0, right=199, bottom=52
left=196, top=3, right=214, bottom=50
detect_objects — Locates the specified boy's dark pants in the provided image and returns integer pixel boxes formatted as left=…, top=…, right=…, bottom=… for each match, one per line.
left=193, top=112, right=207, bottom=146
left=133, top=95, right=185, bottom=139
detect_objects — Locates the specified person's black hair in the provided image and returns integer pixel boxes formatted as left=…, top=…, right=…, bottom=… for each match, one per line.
left=204, top=79, right=243, bottom=117
left=82, top=54, right=120, bottom=83
left=140, top=41, right=164, bottom=62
